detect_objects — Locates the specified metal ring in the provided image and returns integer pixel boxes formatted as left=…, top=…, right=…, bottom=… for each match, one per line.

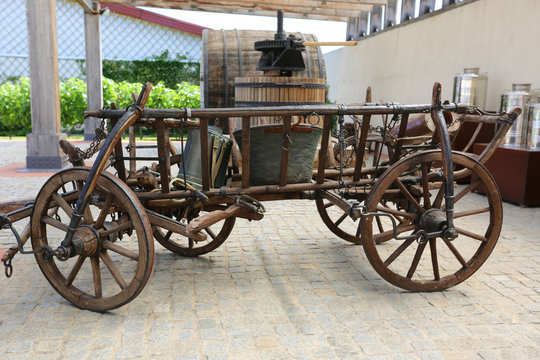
left=4, top=259, right=12, bottom=278
left=282, top=133, right=293, bottom=151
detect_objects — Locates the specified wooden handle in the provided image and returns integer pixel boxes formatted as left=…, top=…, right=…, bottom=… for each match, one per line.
left=186, top=204, right=244, bottom=234
left=302, top=41, right=358, bottom=47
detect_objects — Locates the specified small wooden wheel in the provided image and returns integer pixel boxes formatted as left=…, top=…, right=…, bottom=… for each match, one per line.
left=361, top=150, right=502, bottom=291
left=31, top=168, right=154, bottom=312
left=315, top=193, right=362, bottom=244
left=153, top=205, right=235, bottom=257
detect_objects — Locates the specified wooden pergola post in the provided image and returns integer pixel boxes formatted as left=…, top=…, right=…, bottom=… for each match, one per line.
left=25, top=0, right=65, bottom=170
left=84, top=1, right=103, bottom=141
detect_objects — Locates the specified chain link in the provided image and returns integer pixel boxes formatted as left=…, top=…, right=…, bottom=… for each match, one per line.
left=69, top=118, right=108, bottom=163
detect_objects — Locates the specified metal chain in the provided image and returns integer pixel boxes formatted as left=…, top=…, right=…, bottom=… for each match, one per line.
left=449, top=113, right=465, bottom=129
left=70, top=118, right=108, bottom=163
left=350, top=114, right=400, bottom=138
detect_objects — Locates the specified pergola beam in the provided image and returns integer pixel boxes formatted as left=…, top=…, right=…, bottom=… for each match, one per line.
left=105, top=0, right=386, bottom=21
left=215, top=0, right=376, bottom=11
left=180, top=4, right=351, bottom=21
left=146, top=0, right=377, bottom=12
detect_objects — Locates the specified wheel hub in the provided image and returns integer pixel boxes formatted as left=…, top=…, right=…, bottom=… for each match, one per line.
left=71, top=225, right=100, bottom=257
left=418, top=208, right=447, bottom=234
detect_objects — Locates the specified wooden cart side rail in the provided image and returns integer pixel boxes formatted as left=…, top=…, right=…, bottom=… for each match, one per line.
left=353, top=87, right=373, bottom=182
left=453, top=107, right=521, bottom=181
left=85, top=103, right=476, bottom=120
left=0, top=189, right=81, bottom=224
left=0, top=200, right=34, bottom=218
left=136, top=178, right=376, bottom=201
left=459, top=107, right=521, bottom=164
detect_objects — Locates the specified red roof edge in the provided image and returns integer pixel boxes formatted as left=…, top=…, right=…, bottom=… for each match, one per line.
left=101, top=4, right=208, bottom=36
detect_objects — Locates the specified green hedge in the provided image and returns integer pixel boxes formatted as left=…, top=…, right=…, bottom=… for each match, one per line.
left=0, top=77, right=200, bottom=137
left=102, top=51, right=199, bottom=88
left=0, top=77, right=31, bottom=137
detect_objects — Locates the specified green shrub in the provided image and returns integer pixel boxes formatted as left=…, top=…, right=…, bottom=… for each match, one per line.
left=0, top=77, right=201, bottom=137
left=0, top=78, right=31, bottom=138
left=60, top=77, right=87, bottom=129
left=103, top=50, right=200, bottom=88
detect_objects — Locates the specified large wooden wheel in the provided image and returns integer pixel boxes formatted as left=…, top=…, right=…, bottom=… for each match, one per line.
left=361, top=150, right=502, bottom=291
left=153, top=205, right=235, bottom=257
left=31, top=168, right=154, bottom=312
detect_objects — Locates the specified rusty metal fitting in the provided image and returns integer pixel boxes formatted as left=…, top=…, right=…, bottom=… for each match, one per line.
left=443, top=227, right=459, bottom=241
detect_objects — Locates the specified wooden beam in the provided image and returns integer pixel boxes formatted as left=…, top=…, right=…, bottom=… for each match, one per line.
left=419, top=0, right=436, bottom=15
left=384, top=0, right=398, bottom=28
left=370, top=4, right=383, bottom=33
left=346, top=11, right=368, bottom=40
left=187, top=0, right=377, bottom=12
left=84, top=1, right=103, bottom=141
left=108, top=0, right=386, bottom=6
left=401, top=0, right=416, bottom=22
left=105, top=0, right=386, bottom=21
left=158, top=4, right=353, bottom=21
left=25, top=0, right=65, bottom=170
left=75, top=0, right=100, bottom=14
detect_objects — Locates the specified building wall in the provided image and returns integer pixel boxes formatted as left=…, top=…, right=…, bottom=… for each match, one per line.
left=325, top=0, right=540, bottom=111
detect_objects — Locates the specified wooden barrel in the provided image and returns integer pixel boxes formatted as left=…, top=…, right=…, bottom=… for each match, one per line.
left=234, top=76, right=326, bottom=126
left=201, top=29, right=326, bottom=109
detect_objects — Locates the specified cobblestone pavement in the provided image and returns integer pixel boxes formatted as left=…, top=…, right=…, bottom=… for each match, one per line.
left=0, top=140, right=539, bottom=360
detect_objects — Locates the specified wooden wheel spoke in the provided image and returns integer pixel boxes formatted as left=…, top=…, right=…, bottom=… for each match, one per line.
left=376, top=204, right=417, bottom=221
left=406, top=241, right=428, bottom=279
left=99, top=220, right=133, bottom=238
left=95, top=193, right=114, bottom=229
left=429, top=239, right=440, bottom=281
left=433, top=182, right=445, bottom=209
left=394, top=178, right=425, bottom=214
left=100, top=251, right=128, bottom=290
left=442, top=239, right=468, bottom=268
left=164, top=230, right=173, bottom=242
left=421, top=163, right=431, bottom=209
left=52, top=192, right=73, bottom=218
left=334, top=213, right=348, bottom=227
left=41, top=216, right=69, bottom=232
left=375, top=216, right=384, bottom=233
left=455, top=227, right=488, bottom=242
left=188, top=237, right=194, bottom=248
left=454, top=207, right=490, bottom=219
left=75, top=180, right=94, bottom=224
left=204, top=227, right=217, bottom=241
left=83, top=206, right=94, bottom=225
left=90, top=256, right=102, bottom=299
left=102, top=240, right=138, bottom=261
left=373, top=224, right=417, bottom=243
left=455, top=179, right=481, bottom=204
left=324, top=202, right=334, bottom=209
left=384, top=238, right=415, bottom=266
left=355, top=223, right=362, bottom=238
left=65, top=255, right=86, bottom=287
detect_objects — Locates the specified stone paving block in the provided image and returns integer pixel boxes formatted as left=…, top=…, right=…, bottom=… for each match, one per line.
left=1, top=140, right=540, bottom=359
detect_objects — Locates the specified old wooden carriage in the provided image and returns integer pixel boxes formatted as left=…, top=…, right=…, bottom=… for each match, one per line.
left=0, top=82, right=520, bottom=311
